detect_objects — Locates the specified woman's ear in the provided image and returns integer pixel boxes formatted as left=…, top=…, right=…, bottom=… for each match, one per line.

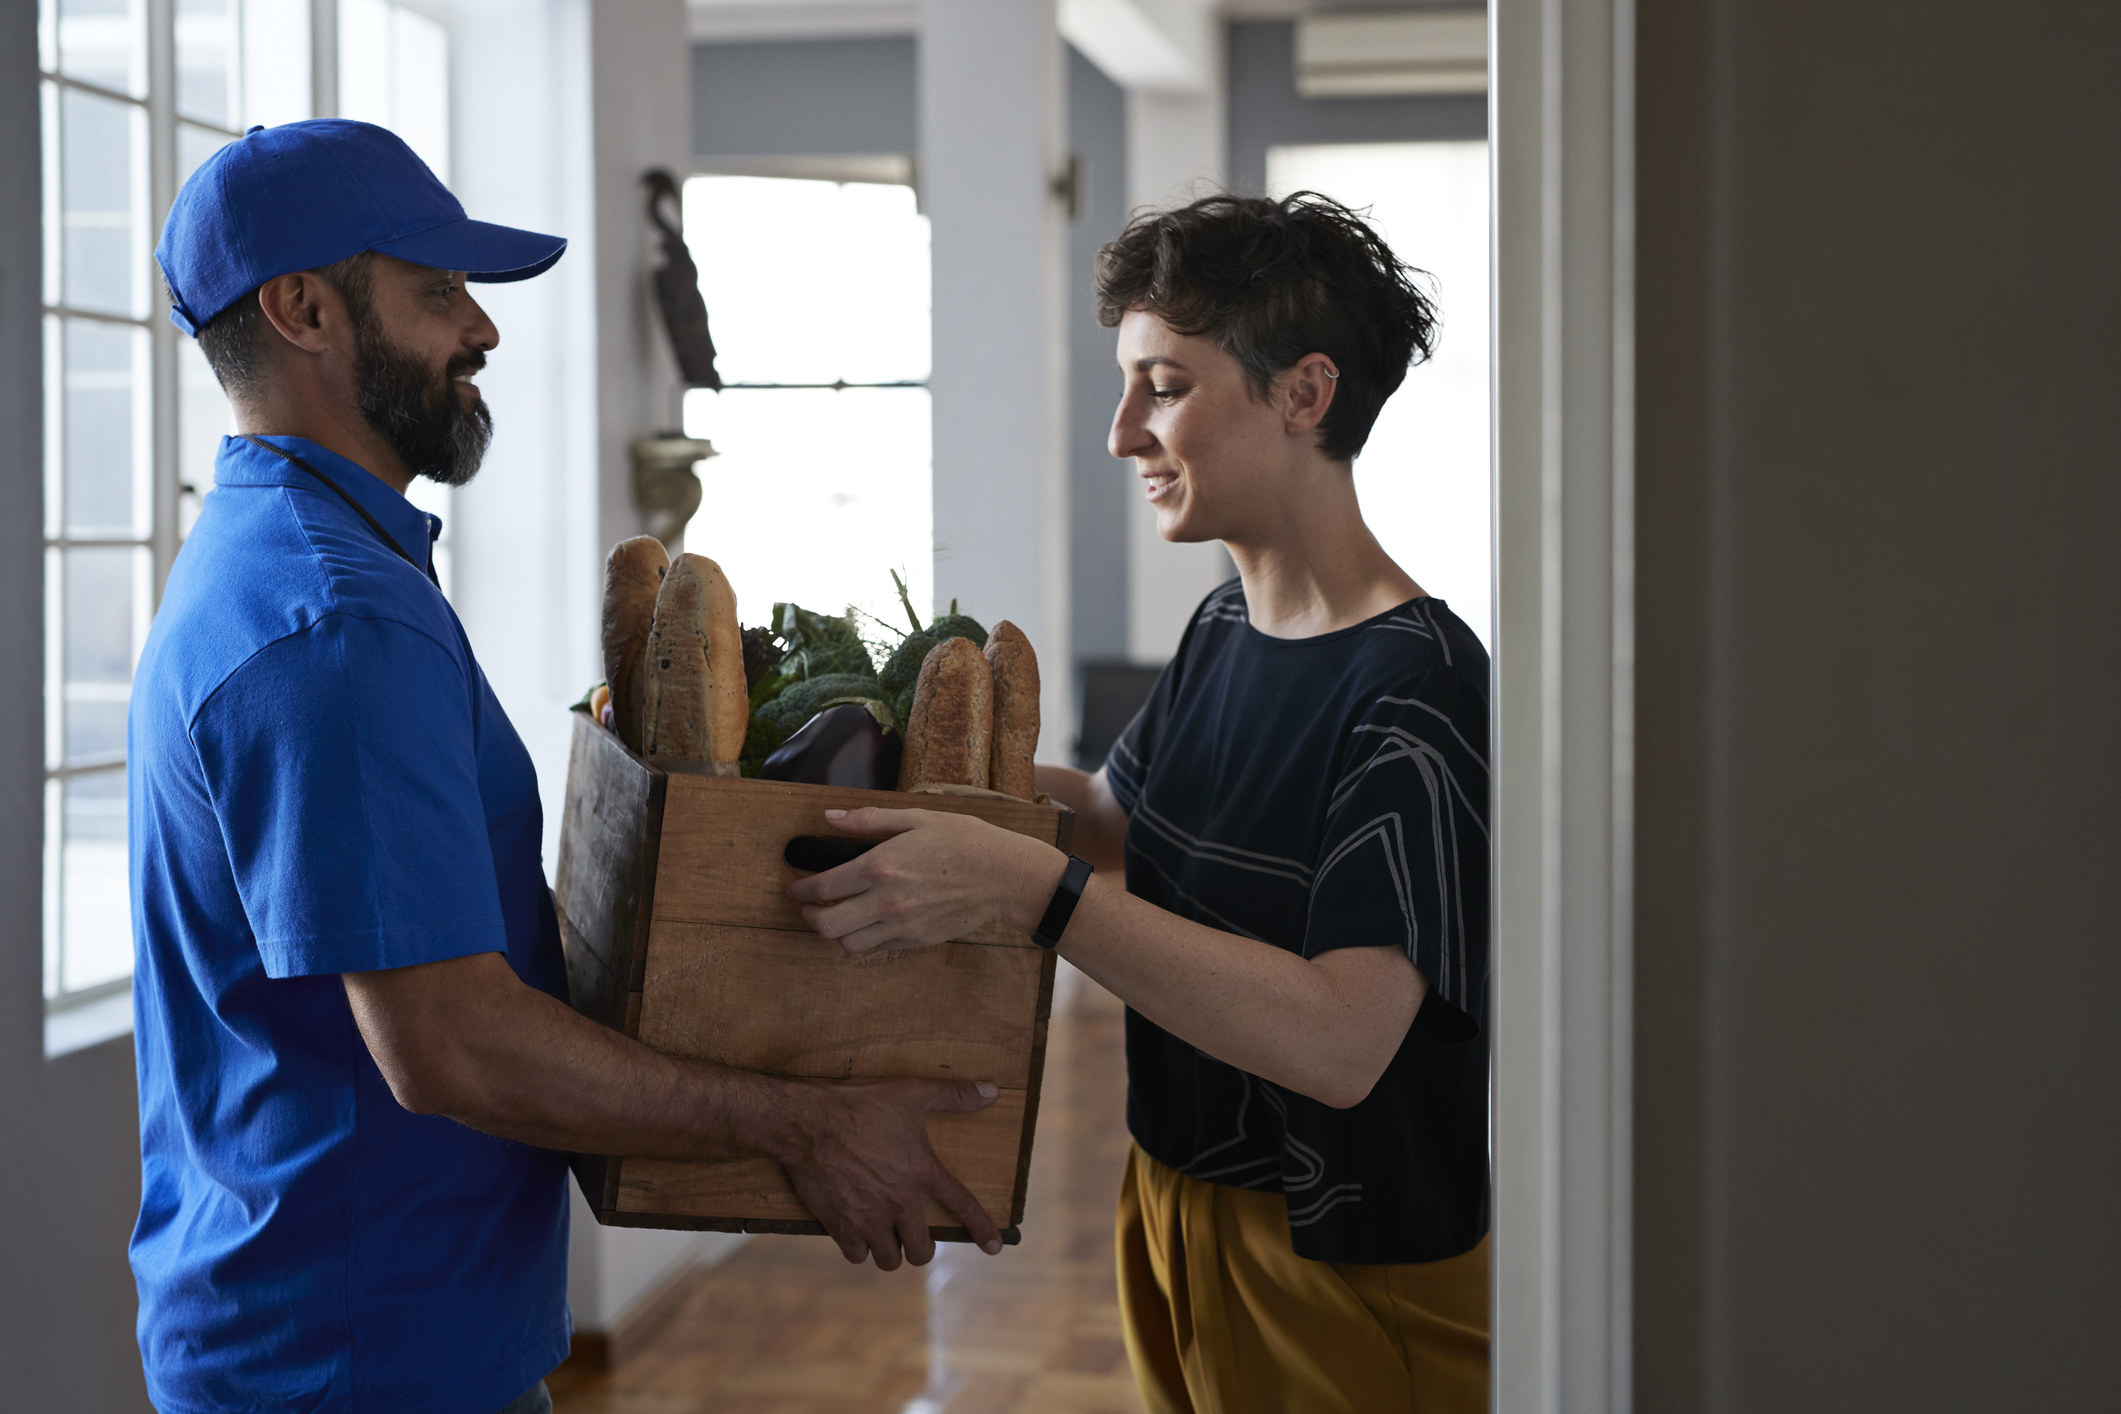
left=1279, top=353, right=1339, bottom=438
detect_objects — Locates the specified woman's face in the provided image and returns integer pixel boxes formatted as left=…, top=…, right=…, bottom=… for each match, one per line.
left=1108, top=309, right=1300, bottom=545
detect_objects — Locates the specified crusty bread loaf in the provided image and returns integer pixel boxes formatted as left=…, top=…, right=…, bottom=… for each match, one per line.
left=897, top=636, right=993, bottom=791
left=643, top=552, right=747, bottom=773
left=601, top=536, right=668, bottom=752
left=983, top=620, right=1039, bottom=800
left=642, top=554, right=713, bottom=767
left=697, top=556, right=747, bottom=769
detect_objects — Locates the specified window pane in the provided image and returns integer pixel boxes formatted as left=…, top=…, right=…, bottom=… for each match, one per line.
left=175, top=0, right=239, bottom=128
left=178, top=336, right=230, bottom=539
left=56, top=0, right=147, bottom=99
left=684, top=176, right=932, bottom=386
left=63, top=318, right=150, bottom=539
left=177, top=122, right=233, bottom=201
left=682, top=387, right=933, bottom=632
left=241, top=0, right=313, bottom=129
left=61, top=85, right=148, bottom=318
left=41, top=81, right=62, bottom=307
left=61, top=545, right=146, bottom=768
left=43, top=315, right=64, bottom=543
left=59, top=767, right=132, bottom=996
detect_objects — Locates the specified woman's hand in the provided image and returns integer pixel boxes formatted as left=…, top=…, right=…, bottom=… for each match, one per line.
left=785, top=807, right=1069, bottom=953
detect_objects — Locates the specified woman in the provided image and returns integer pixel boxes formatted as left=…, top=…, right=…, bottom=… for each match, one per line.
left=788, top=192, right=1489, bottom=1413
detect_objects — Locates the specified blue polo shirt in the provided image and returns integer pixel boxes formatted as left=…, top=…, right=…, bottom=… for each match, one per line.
left=128, top=435, right=571, bottom=1413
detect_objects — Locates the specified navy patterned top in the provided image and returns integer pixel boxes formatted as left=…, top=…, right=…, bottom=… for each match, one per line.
left=1105, top=580, right=1491, bottom=1264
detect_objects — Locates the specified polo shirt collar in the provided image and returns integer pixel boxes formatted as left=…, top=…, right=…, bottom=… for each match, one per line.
left=214, top=435, right=442, bottom=573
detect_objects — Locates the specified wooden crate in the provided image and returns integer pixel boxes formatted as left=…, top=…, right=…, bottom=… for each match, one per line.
left=553, top=710, right=1071, bottom=1243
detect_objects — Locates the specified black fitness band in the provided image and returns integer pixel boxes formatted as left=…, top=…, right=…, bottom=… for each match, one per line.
left=240, top=434, right=440, bottom=587
left=1032, top=854, right=1095, bottom=950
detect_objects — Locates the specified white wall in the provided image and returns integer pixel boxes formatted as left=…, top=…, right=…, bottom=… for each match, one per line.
left=445, top=0, right=744, bottom=1336
left=1114, top=2, right=1233, bottom=662
left=921, top=0, right=1074, bottom=758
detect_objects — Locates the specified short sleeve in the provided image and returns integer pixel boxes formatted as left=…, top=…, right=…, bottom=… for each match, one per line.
left=1102, top=659, right=1175, bottom=816
left=189, top=614, right=509, bottom=978
left=1102, top=581, right=1236, bottom=813
left=1303, top=680, right=1490, bottom=1042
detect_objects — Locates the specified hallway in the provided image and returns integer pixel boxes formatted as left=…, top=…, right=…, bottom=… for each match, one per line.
left=549, top=977, right=1143, bottom=1414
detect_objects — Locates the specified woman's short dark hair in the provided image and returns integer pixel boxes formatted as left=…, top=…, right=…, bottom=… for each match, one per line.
left=1094, top=191, right=1438, bottom=463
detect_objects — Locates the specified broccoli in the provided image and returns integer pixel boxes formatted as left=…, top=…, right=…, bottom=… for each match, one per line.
left=757, top=673, right=892, bottom=738
left=927, top=612, right=987, bottom=646
left=878, top=616, right=988, bottom=713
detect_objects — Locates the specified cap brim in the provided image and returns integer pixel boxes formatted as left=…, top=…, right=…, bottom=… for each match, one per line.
left=371, top=216, right=567, bottom=283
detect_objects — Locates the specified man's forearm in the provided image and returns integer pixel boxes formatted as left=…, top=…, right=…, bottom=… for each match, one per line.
left=345, top=954, right=817, bottom=1163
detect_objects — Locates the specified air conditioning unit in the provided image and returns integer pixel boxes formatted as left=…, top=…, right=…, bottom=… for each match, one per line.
left=1294, top=10, right=1488, bottom=99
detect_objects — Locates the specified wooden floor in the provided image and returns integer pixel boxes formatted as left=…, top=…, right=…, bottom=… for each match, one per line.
left=549, top=975, right=1145, bottom=1414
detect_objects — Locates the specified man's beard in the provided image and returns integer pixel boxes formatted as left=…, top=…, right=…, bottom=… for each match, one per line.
left=347, top=299, right=493, bottom=489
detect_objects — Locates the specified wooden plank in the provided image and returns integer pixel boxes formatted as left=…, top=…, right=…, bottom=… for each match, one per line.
left=554, top=712, right=666, bottom=1009
left=650, top=773, right=1070, bottom=940
left=559, top=912, right=624, bottom=1031
left=635, top=922, right=1046, bottom=1085
left=1008, top=948, right=1059, bottom=1225
left=613, top=1087, right=1028, bottom=1231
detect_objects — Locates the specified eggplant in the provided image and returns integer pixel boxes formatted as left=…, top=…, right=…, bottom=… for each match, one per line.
left=758, top=701, right=903, bottom=790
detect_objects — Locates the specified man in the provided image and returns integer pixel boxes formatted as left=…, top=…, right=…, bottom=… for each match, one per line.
left=131, top=119, right=1001, bottom=1414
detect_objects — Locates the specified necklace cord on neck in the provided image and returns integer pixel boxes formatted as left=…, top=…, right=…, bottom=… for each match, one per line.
left=238, top=435, right=439, bottom=588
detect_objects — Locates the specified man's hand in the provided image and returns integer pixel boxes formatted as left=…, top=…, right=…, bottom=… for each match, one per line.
left=783, top=1077, right=1006, bottom=1268
left=786, top=807, right=1067, bottom=953
left=341, top=952, right=1007, bottom=1269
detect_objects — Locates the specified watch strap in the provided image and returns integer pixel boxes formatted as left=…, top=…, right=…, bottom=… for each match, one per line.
left=1032, top=854, right=1095, bottom=950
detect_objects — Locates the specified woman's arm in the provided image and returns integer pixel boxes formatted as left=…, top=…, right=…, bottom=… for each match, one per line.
left=1032, top=764, right=1128, bottom=873
left=786, top=808, right=1425, bottom=1109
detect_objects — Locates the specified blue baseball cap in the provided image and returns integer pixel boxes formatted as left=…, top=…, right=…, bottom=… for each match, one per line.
left=156, top=118, right=566, bottom=336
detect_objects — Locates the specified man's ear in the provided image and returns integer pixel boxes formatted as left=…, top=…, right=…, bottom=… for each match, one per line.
left=255, top=271, right=346, bottom=357
left=1280, top=353, right=1339, bottom=437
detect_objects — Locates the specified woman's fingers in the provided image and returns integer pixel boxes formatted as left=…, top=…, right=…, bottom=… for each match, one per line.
left=823, top=806, right=929, bottom=837
left=786, top=856, right=874, bottom=905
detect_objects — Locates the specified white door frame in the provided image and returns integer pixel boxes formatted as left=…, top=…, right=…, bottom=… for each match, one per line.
left=1490, top=0, right=1636, bottom=1408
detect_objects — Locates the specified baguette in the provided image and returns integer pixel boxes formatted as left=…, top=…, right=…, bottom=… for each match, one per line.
left=896, top=637, right=993, bottom=791
left=983, top=620, right=1039, bottom=800
left=642, top=553, right=747, bottom=773
left=600, top=536, right=668, bottom=751
left=698, top=557, right=747, bottom=770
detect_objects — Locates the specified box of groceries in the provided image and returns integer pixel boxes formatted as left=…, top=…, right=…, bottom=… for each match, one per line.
left=555, top=540, right=1070, bottom=1243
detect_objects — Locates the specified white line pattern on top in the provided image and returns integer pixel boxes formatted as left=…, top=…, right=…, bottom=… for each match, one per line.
left=1131, top=799, right=1316, bottom=888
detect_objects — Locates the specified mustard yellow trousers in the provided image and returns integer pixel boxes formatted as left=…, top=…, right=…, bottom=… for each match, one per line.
left=1116, top=1144, right=1490, bottom=1414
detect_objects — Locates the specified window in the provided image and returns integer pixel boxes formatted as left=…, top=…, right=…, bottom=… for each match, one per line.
left=680, top=175, right=934, bottom=635
left=1266, top=141, right=1493, bottom=647
left=37, top=0, right=310, bottom=1040
left=38, top=0, right=460, bottom=1048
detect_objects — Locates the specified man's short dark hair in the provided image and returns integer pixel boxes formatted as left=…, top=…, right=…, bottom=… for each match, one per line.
left=1094, top=192, right=1439, bottom=463
left=192, top=251, right=377, bottom=397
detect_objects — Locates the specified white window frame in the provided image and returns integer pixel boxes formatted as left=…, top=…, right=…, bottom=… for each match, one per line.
left=38, top=0, right=356, bottom=1055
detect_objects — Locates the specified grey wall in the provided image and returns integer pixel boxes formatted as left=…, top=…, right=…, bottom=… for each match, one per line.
left=1067, top=45, right=1129, bottom=665
left=1224, top=20, right=1486, bottom=196
left=0, top=6, right=153, bottom=1409
left=692, top=36, right=916, bottom=156
left=1631, top=0, right=2121, bottom=1408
